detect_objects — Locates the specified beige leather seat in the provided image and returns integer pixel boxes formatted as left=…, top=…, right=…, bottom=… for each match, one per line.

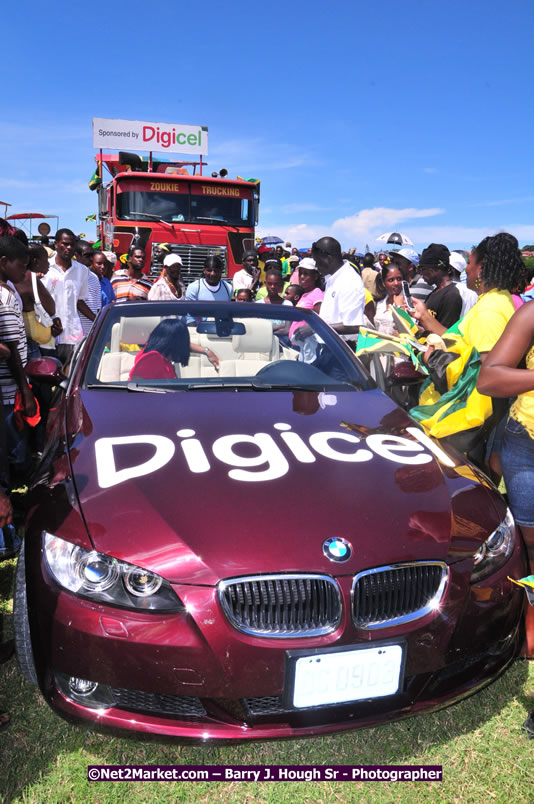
left=97, top=315, right=294, bottom=382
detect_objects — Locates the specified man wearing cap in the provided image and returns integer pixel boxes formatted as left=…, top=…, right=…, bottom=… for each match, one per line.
left=418, top=243, right=462, bottom=329
left=148, top=254, right=185, bottom=300
left=389, top=248, right=433, bottom=303
left=449, top=251, right=478, bottom=317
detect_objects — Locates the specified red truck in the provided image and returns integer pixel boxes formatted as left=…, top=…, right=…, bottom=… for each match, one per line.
left=95, top=151, right=259, bottom=282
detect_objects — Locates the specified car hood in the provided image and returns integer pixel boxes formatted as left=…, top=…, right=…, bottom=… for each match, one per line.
left=67, top=388, right=502, bottom=585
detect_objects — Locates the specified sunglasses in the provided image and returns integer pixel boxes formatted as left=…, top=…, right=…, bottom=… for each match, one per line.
left=311, top=241, right=331, bottom=256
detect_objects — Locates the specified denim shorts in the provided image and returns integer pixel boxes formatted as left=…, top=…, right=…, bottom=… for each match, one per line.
left=500, top=416, right=534, bottom=527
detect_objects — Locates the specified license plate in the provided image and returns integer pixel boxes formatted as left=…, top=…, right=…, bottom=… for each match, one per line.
left=292, top=644, right=403, bottom=708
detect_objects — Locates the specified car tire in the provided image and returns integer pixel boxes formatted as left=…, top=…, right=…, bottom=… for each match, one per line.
left=13, top=541, right=38, bottom=686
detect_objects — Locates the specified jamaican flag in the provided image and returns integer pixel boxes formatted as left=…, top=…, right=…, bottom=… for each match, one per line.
left=509, top=576, right=534, bottom=606
left=88, top=164, right=101, bottom=191
left=390, top=306, right=419, bottom=338
left=85, top=213, right=96, bottom=222
left=237, top=176, right=260, bottom=184
left=356, top=327, right=428, bottom=373
left=409, top=318, right=490, bottom=439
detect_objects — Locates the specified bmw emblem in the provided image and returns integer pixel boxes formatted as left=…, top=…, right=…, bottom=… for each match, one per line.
left=323, top=537, right=352, bottom=562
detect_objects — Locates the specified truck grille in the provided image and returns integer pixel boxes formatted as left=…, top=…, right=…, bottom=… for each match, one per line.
left=352, top=562, right=447, bottom=629
left=218, top=574, right=342, bottom=638
left=151, top=242, right=228, bottom=285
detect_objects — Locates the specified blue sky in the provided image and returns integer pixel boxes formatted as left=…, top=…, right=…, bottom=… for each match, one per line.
left=2, top=0, right=533, bottom=251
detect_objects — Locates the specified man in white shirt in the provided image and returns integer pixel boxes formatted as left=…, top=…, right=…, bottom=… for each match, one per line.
left=42, top=229, right=93, bottom=364
left=312, top=236, right=365, bottom=341
left=232, top=251, right=261, bottom=294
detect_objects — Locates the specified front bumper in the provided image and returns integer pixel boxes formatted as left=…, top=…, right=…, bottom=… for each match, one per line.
left=27, top=543, right=526, bottom=740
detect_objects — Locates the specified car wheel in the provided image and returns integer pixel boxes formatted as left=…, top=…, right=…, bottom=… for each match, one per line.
left=13, top=541, right=38, bottom=686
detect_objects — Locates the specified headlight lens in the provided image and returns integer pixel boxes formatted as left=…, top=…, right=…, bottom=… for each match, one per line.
left=471, top=508, right=516, bottom=582
left=43, top=532, right=182, bottom=611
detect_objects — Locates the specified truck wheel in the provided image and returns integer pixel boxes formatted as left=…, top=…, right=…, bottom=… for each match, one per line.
left=13, top=541, right=38, bottom=686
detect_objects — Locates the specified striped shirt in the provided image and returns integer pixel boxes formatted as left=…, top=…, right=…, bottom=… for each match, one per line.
left=0, top=283, right=27, bottom=404
left=111, top=274, right=152, bottom=301
left=80, top=270, right=102, bottom=336
left=410, top=275, right=435, bottom=302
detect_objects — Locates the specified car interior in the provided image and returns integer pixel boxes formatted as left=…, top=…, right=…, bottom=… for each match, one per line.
left=96, top=316, right=299, bottom=382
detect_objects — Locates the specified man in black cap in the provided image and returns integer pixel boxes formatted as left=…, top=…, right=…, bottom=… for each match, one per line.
left=418, top=243, right=462, bottom=330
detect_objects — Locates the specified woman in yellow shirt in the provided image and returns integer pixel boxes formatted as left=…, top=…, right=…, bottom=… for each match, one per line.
left=478, top=300, right=534, bottom=730
left=409, top=233, right=525, bottom=463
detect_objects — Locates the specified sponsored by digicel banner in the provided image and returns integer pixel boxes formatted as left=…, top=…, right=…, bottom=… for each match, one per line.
left=93, top=118, right=208, bottom=154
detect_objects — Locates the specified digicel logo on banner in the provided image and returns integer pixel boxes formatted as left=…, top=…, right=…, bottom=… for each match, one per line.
left=92, top=118, right=208, bottom=155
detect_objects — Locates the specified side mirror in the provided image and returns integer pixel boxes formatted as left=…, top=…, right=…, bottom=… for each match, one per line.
left=389, top=361, right=426, bottom=386
left=25, top=357, right=66, bottom=385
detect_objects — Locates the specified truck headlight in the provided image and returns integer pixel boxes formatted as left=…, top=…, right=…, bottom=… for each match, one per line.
left=43, top=532, right=182, bottom=611
left=471, top=509, right=516, bottom=583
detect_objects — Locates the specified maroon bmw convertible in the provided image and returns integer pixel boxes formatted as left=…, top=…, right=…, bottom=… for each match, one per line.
left=14, top=301, right=527, bottom=740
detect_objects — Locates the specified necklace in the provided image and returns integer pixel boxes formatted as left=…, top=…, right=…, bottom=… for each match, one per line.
left=164, top=273, right=182, bottom=298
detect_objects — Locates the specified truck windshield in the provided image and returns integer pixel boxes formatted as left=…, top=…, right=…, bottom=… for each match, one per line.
left=117, top=191, right=253, bottom=227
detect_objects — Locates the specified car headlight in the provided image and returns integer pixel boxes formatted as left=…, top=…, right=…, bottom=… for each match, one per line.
left=471, top=508, right=516, bottom=583
left=43, top=532, right=182, bottom=611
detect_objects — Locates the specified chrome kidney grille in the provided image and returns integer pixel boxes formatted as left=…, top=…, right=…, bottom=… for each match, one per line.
left=352, top=562, right=448, bottom=629
left=218, top=574, right=342, bottom=638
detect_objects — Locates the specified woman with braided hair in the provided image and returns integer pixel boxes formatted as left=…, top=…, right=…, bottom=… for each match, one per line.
left=408, top=233, right=526, bottom=464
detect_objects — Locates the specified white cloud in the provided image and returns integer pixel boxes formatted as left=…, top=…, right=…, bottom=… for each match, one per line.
left=258, top=206, right=444, bottom=249
left=407, top=223, right=534, bottom=248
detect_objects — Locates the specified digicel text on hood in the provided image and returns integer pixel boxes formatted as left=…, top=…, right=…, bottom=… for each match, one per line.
left=94, top=423, right=456, bottom=489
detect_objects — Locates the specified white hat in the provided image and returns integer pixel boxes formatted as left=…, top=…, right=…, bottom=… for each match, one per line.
left=392, top=248, right=419, bottom=266
left=163, top=253, right=183, bottom=267
left=449, top=252, right=467, bottom=274
left=297, top=257, right=318, bottom=271
left=103, top=250, right=117, bottom=266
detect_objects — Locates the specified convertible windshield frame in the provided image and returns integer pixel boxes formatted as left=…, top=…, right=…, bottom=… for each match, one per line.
left=81, top=301, right=373, bottom=392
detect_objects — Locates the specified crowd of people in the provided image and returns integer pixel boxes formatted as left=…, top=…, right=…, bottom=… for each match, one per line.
left=0, top=222, right=533, bottom=737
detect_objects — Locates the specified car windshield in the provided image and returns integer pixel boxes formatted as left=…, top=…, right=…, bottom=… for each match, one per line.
left=83, top=302, right=370, bottom=392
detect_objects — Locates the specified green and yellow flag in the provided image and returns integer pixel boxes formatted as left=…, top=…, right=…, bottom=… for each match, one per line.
left=408, top=318, right=490, bottom=439
left=356, top=327, right=428, bottom=373
left=237, top=176, right=261, bottom=185
left=88, top=164, right=101, bottom=191
left=509, top=575, right=534, bottom=606
left=85, top=213, right=96, bottom=222
left=391, top=306, right=419, bottom=338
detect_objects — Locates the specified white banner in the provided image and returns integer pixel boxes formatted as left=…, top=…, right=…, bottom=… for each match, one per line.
left=92, top=118, right=208, bottom=155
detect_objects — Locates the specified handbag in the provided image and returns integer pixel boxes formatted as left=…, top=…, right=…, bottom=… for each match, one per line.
left=31, top=272, right=54, bottom=327
left=23, top=311, right=51, bottom=346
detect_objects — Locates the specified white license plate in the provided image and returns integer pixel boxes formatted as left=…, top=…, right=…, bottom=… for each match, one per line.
left=292, top=644, right=403, bottom=709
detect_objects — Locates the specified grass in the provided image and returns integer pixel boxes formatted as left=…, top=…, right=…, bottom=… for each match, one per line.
left=1, top=557, right=533, bottom=804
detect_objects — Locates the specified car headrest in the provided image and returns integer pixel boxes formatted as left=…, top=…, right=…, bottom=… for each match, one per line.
left=119, top=316, right=162, bottom=345
left=232, top=318, right=275, bottom=353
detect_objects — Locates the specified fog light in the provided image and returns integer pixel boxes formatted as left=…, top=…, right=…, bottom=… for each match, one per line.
left=68, top=677, right=98, bottom=696
left=56, top=672, right=116, bottom=709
